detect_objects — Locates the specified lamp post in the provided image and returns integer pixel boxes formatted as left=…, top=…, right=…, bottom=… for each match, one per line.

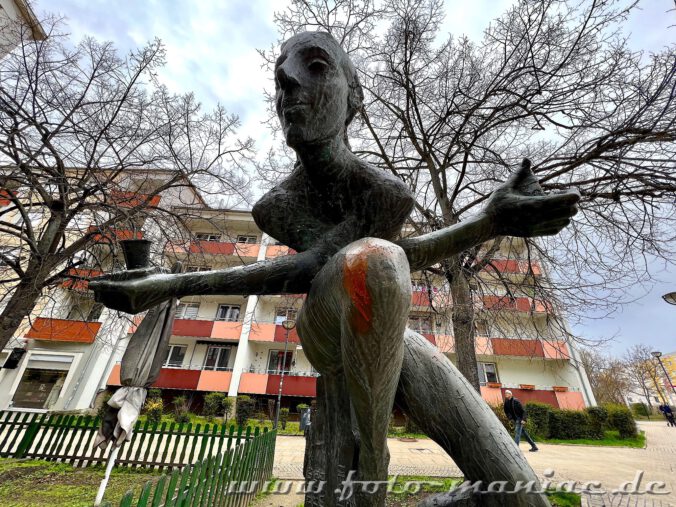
left=651, top=351, right=676, bottom=398
left=274, top=318, right=296, bottom=429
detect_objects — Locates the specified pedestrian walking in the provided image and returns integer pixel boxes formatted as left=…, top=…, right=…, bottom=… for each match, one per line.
left=658, top=404, right=675, bottom=427
left=503, top=390, right=539, bottom=452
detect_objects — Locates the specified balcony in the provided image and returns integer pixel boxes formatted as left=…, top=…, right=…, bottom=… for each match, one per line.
left=168, top=240, right=260, bottom=259
left=25, top=317, right=102, bottom=344
left=110, top=190, right=161, bottom=208
left=107, top=364, right=233, bottom=392
left=265, top=245, right=296, bottom=258
left=490, top=338, right=544, bottom=357
left=171, top=318, right=242, bottom=341
left=87, top=225, right=143, bottom=243
left=481, top=259, right=542, bottom=276
left=479, top=383, right=585, bottom=409
left=238, top=370, right=318, bottom=397
left=481, top=295, right=549, bottom=313
left=249, top=322, right=300, bottom=343
left=0, top=189, right=15, bottom=207
left=61, top=268, right=103, bottom=292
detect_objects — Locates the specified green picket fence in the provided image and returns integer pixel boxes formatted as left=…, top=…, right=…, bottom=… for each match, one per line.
left=0, top=411, right=253, bottom=470
left=103, top=427, right=277, bottom=507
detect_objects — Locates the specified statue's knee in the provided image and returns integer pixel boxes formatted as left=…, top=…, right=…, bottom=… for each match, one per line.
left=342, top=238, right=409, bottom=281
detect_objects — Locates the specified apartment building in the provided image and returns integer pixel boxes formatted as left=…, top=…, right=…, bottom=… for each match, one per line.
left=0, top=175, right=596, bottom=412
left=0, top=170, right=205, bottom=412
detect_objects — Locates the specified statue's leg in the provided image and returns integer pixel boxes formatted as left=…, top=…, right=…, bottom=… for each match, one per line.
left=396, top=330, right=550, bottom=507
left=298, top=238, right=410, bottom=507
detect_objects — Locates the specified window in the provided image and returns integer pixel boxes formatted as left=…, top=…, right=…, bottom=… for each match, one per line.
left=236, top=235, right=257, bottom=244
left=195, top=233, right=221, bottom=242
left=216, top=304, right=240, bottom=322
left=275, top=307, right=298, bottom=325
left=176, top=303, right=200, bottom=319
left=86, top=303, right=104, bottom=322
left=475, top=319, right=491, bottom=337
left=408, top=314, right=433, bottom=334
left=477, top=362, right=499, bottom=384
left=185, top=265, right=211, bottom=272
left=203, top=345, right=231, bottom=371
left=164, top=345, right=187, bottom=368
left=267, top=350, right=293, bottom=373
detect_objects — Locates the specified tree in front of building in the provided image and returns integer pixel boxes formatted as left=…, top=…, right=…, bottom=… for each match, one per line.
left=261, top=0, right=676, bottom=390
left=624, top=344, right=668, bottom=411
left=0, top=16, right=253, bottom=351
left=579, top=347, right=629, bottom=405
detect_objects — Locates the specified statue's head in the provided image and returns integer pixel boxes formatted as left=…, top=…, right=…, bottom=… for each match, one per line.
left=275, top=31, right=364, bottom=148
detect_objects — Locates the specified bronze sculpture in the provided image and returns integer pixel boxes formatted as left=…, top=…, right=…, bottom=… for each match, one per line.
left=91, top=32, right=579, bottom=506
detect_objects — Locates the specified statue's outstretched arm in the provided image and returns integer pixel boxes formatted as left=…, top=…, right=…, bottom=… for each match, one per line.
left=397, top=159, right=579, bottom=271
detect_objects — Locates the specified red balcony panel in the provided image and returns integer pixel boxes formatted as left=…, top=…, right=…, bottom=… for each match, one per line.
left=411, top=291, right=432, bottom=306
left=25, top=317, right=101, bottom=343
left=274, top=325, right=301, bottom=344
left=0, top=189, right=15, bottom=207
left=110, top=190, right=161, bottom=208
left=501, top=388, right=559, bottom=408
left=61, top=268, right=103, bottom=291
left=153, top=368, right=201, bottom=390
left=482, top=296, right=548, bottom=313
left=423, top=333, right=436, bottom=346
left=238, top=373, right=268, bottom=394
left=87, top=225, right=143, bottom=243
left=189, top=240, right=236, bottom=256
left=172, top=319, right=214, bottom=337
left=266, top=374, right=317, bottom=397
left=491, top=338, right=545, bottom=358
left=265, top=245, right=297, bottom=258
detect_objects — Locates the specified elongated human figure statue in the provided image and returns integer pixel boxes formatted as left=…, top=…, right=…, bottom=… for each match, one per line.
left=91, top=32, right=580, bottom=507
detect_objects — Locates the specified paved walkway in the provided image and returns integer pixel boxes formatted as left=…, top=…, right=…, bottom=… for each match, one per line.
left=262, top=421, right=675, bottom=506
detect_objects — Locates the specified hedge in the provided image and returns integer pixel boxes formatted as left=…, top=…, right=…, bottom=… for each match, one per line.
left=489, top=401, right=637, bottom=440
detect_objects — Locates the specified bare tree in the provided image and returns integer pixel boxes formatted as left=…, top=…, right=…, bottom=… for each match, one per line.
left=624, top=344, right=668, bottom=409
left=0, top=16, right=253, bottom=351
left=579, top=347, right=629, bottom=405
left=261, top=0, right=676, bottom=389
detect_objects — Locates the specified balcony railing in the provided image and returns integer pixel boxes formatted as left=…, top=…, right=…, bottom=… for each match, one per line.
left=481, top=295, right=550, bottom=313
left=87, top=225, right=143, bottom=243
left=167, top=240, right=260, bottom=259
left=480, top=259, right=542, bottom=276
left=107, top=363, right=233, bottom=392
left=61, top=268, right=103, bottom=292
left=110, top=190, right=161, bottom=208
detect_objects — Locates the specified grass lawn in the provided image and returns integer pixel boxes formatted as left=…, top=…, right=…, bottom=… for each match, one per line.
left=0, top=458, right=161, bottom=507
left=539, top=430, right=645, bottom=448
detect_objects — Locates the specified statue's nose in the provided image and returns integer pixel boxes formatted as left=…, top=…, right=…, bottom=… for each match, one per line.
left=275, top=64, right=300, bottom=91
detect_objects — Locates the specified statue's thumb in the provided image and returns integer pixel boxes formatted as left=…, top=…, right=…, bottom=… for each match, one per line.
left=512, top=158, right=533, bottom=186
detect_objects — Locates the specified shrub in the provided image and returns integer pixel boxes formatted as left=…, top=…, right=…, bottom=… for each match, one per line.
left=96, top=391, right=112, bottom=420
left=524, top=402, right=552, bottom=438
left=172, top=395, right=191, bottom=424
left=203, top=392, right=226, bottom=422
left=404, top=414, right=420, bottom=434
left=585, top=406, right=608, bottom=439
left=489, top=404, right=511, bottom=431
left=630, top=403, right=650, bottom=417
left=548, top=409, right=590, bottom=439
left=148, top=388, right=162, bottom=400
left=236, top=395, right=255, bottom=428
left=222, top=397, right=234, bottom=423
left=145, top=398, right=163, bottom=425
left=606, top=404, right=637, bottom=439
left=280, top=408, right=290, bottom=429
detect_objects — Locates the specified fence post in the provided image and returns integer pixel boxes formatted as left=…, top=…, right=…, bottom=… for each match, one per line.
left=13, top=415, right=40, bottom=459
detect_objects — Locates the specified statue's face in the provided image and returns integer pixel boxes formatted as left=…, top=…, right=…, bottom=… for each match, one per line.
left=275, top=33, right=349, bottom=148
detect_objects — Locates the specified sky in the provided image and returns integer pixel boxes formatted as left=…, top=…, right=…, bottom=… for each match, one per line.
left=32, top=0, right=676, bottom=357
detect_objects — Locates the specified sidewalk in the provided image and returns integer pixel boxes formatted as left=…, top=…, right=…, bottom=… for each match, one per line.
left=267, top=421, right=675, bottom=506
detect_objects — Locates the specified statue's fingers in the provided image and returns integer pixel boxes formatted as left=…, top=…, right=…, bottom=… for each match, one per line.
left=508, top=158, right=543, bottom=195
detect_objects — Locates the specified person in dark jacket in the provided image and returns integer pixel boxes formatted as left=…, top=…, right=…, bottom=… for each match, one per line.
left=658, top=404, right=675, bottom=427
left=503, top=390, right=539, bottom=451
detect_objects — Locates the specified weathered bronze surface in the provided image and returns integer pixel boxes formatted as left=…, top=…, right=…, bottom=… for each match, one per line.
left=91, top=32, right=579, bottom=506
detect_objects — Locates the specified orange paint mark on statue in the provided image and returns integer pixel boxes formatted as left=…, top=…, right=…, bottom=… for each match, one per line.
left=343, top=253, right=372, bottom=334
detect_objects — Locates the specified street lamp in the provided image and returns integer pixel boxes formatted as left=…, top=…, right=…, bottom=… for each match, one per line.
left=662, top=292, right=676, bottom=306
left=651, top=351, right=676, bottom=397
left=273, top=318, right=296, bottom=429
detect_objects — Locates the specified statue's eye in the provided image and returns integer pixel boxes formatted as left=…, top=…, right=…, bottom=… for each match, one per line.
left=308, top=58, right=328, bottom=73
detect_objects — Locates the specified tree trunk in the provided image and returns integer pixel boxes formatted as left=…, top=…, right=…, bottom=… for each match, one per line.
left=0, top=277, right=44, bottom=352
left=447, top=258, right=481, bottom=392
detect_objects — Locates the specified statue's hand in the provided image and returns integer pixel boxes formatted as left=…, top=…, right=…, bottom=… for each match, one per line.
left=89, top=267, right=167, bottom=314
left=485, top=159, right=580, bottom=237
